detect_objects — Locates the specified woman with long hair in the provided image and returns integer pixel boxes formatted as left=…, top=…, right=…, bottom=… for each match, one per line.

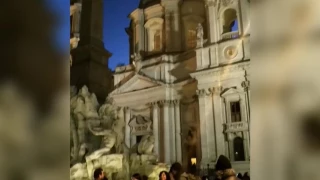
left=159, top=171, right=170, bottom=180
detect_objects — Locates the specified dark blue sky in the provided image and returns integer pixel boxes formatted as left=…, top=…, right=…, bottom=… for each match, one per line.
left=103, top=0, right=140, bottom=70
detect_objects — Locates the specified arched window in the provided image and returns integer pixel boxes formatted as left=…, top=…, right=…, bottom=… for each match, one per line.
left=144, top=18, right=164, bottom=53
left=233, top=137, right=245, bottom=161
left=223, top=9, right=238, bottom=33
left=221, top=8, right=239, bottom=39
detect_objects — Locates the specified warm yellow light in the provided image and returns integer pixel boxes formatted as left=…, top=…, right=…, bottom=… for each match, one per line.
left=191, top=158, right=196, bottom=165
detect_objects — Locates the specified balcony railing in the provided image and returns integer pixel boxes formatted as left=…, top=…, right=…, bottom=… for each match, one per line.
left=221, top=31, right=240, bottom=40
left=224, top=121, right=249, bottom=133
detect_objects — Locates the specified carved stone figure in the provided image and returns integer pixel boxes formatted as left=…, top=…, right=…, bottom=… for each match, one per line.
left=86, top=124, right=117, bottom=162
left=112, top=108, right=126, bottom=153
left=131, top=53, right=142, bottom=72
left=70, top=163, right=89, bottom=180
left=138, top=135, right=155, bottom=155
left=99, top=97, right=118, bottom=129
left=196, top=23, right=204, bottom=48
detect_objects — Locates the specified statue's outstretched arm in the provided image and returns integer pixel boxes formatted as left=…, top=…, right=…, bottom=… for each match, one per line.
left=87, top=122, right=105, bottom=136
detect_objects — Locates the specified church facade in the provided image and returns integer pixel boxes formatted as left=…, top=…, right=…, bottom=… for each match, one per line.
left=110, top=0, right=250, bottom=173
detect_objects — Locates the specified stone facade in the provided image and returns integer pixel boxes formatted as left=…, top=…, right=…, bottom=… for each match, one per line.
left=110, top=0, right=250, bottom=174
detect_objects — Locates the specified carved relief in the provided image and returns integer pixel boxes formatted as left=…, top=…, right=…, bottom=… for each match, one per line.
left=129, top=115, right=152, bottom=136
left=224, top=46, right=238, bottom=59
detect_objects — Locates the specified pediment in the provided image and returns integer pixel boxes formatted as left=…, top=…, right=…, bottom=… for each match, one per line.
left=111, top=74, right=162, bottom=95
left=220, top=87, right=239, bottom=97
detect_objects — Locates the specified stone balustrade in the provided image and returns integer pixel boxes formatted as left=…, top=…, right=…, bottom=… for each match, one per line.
left=221, top=31, right=240, bottom=40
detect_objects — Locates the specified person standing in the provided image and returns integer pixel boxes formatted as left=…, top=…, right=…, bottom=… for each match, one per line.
left=93, top=168, right=108, bottom=180
left=214, top=155, right=239, bottom=180
left=159, top=171, right=170, bottom=180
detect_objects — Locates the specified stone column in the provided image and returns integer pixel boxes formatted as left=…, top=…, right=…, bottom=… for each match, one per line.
left=212, top=87, right=225, bottom=157
left=124, top=107, right=131, bottom=148
left=174, top=100, right=182, bottom=162
left=197, top=88, right=217, bottom=166
left=205, top=0, right=218, bottom=43
left=243, top=131, right=250, bottom=161
left=131, top=135, right=136, bottom=147
left=161, top=100, right=171, bottom=163
left=152, top=102, right=160, bottom=155
left=169, top=101, right=176, bottom=162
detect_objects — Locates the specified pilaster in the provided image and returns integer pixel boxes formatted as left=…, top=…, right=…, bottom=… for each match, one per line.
left=124, top=107, right=131, bottom=148
left=196, top=87, right=216, bottom=165
left=159, top=100, right=171, bottom=163
left=151, top=102, right=160, bottom=156
left=205, top=0, right=218, bottom=43
left=173, top=100, right=182, bottom=163
left=212, top=86, right=225, bottom=157
left=161, top=0, right=182, bottom=52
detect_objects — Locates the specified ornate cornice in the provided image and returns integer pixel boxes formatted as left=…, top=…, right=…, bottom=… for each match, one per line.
left=191, top=62, right=250, bottom=79
left=159, top=100, right=172, bottom=106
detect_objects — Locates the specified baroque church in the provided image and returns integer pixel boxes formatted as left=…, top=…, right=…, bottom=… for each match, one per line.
left=110, top=0, right=250, bottom=174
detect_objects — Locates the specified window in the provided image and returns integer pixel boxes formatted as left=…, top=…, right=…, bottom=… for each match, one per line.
left=223, top=9, right=238, bottom=33
left=153, top=30, right=161, bottom=51
left=233, top=137, right=245, bottom=161
left=187, top=29, right=196, bottom=49
left=230, top=101, right=241, bottom=122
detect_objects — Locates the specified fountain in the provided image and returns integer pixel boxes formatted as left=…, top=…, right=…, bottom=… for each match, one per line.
left=70, top=85, right=169, bottom=180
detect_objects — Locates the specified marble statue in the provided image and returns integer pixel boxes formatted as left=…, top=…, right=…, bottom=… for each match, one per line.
left=86, top=123, right=117, bottom=162
left=70, top=85, right=171, bottom=180
left=112, top=108, right=126, bottom=153
left=138, top=135, right=155, bottom=155
left=196, top=23, right=204, bottom=48
left=70, top=163, right=89, bottom=180
left=98, top=97, right=118, bottom=129
left=131, top=53, right=142, bottom=72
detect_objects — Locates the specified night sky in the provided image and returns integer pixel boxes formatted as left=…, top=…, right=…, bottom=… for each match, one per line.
left=104, top=0, right=140, bottom=70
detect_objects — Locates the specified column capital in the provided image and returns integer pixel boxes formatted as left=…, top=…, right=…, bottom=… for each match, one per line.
left=149, top=101, right=159, bottom=107
left=205, top=0, right=217, bottom=7
left=172, top=99, right=180, bottom=105
left=159, top=100, right=173, bottom=106
left=196, top=87, right=222, bottom=97
left=241, top=80, right=250, bottom=91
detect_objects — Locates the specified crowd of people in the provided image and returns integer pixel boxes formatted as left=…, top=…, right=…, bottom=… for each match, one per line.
left=93, top=155, right=250, bottom=180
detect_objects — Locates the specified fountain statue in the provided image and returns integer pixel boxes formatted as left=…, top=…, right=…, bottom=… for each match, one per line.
left=70, top=86, right=169, bottom=180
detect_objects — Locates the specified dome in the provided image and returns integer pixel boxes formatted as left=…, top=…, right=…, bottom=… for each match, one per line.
left=138, top=0, right=160, bottom=9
